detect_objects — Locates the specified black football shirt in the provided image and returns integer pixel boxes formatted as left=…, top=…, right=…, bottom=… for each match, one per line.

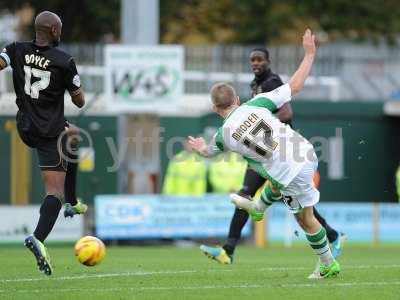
left=0, top=41, right=81, bottom=137
left=250, top=69, right=283, bottom=97
left=249, top=68, right=293, bottom=127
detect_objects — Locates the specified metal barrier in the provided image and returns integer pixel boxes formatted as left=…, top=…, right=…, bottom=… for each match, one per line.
left=62, top=42, right=400, bottom=101
left=0, top=65, right=340, bottom=114
left=1, top=42, right=399, bottom=100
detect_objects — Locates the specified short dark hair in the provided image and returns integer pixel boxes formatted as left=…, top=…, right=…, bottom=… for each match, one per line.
left=210, top=82, right=237, bottom=109
left=250, top=48, right=269, bottom=60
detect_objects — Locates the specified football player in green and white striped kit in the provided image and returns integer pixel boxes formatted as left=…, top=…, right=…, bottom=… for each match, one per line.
left=188, top=29, right=340, bottom=278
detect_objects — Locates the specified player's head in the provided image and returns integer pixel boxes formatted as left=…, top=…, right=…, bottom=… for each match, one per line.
left=34, top=11, right=62, bottom=46
left=210, top=82, right=240, bottom=115
left=249, top=48, right=270, bottom=76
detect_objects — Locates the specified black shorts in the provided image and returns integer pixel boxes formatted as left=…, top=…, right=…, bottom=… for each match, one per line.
left=16, top=112, right=68, bottom=172
left=239, top=167, right=266, bottom=197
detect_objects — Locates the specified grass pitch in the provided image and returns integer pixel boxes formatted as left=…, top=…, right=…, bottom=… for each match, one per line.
left=0, top=243, right=399, bottom=300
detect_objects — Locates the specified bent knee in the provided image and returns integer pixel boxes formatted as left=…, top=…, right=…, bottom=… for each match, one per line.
left=295, top=207, right=316, bottom=230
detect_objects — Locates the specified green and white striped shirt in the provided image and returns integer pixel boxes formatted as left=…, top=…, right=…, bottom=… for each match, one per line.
left=209, top=84, right=315, bottom=188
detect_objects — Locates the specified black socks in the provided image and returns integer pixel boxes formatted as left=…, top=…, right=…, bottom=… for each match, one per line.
left=33, top=195, right=62, bottom=243
left=223, top=208, right=249, bottom=256
left=64, top=146, right=78, bottom=206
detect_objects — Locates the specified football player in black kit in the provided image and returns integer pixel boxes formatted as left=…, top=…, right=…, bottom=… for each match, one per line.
left=0, top=11, right=87, bottom=275
left=200, top=48, right=345, bottom=276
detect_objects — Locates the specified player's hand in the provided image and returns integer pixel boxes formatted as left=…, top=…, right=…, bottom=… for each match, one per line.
left=188, top=136, right=208, bottom=155
left=303, top=28, right=316, bottom=56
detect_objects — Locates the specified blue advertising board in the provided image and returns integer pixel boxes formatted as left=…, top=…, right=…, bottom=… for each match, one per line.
left=96, top=194, right=400, bottom=242
left=95, top=194, right=251, bottom=239
left=267, top=203, right=400, bottom=242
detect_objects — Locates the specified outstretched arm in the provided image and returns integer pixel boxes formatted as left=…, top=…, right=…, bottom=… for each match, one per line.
left=288, top=28, right=316, bottom=96
left=187, top=136, right=210, bottom=157
left=187, top=134, right=224, bottom=157
left=246, top=29, right=316, bottom=111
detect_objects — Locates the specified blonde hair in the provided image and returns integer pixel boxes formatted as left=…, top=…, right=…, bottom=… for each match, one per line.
left=210, top=82, right=237, bottom=109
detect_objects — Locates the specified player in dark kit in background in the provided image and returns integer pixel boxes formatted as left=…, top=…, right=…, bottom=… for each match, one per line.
left=0, top=11, right=87, bottom=275
left=200, top=48, right=345, bottom=275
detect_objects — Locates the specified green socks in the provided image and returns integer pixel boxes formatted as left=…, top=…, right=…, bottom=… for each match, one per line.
left=258, top=187, right=282, bottom=209
left=306, top=227, right=334, bottom=266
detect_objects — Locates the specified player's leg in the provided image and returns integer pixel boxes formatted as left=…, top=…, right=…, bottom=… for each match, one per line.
left=313, top=207, right=338, bottom=243
left=294, top=206, right=340, bottom=278
left=200, top=168, right=265, bottom=264
left=224, top=169, right=266, bottom=254
left=313, top=207, right=344, bottom=259
left=64, top=124, right=79, bottom=206
left=63, top=123, right=87, bottom=218
left=25, top=169, right=65, bottom=276
left=230, top=182, right=282, bottom=221
left=24, top=136, right=67, bottom=276
left=284, top=158, right=340, bottom=278
left=33, top=170, right=65, bottom=242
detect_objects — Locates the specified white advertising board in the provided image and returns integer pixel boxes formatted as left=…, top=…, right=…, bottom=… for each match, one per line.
left=0, top=206, right=83, bottom=242
left=105, top=45, right=184, bottom=113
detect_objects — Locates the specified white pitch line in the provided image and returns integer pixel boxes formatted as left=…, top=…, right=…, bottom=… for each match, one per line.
left=0, top=270, right=196, bottom=283
left=281, top=281, right=400, bottom=288
left=259, top=264, right=400, bottom=271
left=2, top=281, right=400, bottom=294
left=1, top=264, right=399, bottom=284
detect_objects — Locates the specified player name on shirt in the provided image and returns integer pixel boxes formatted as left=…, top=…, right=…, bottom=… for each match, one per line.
left=232, top=113, right=259, bottom=141
left=25, top=54, right=50, bottom=69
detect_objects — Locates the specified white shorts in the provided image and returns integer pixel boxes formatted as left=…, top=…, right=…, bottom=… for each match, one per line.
left=281, top=158, right=320, bottom=213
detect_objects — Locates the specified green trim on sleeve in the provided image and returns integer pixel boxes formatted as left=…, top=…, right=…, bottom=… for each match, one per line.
left=245, top=97, right=278, bottom=113
left=244, top=157, right=284, bottom=189
left=215, top=127, right=225, bottom=151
